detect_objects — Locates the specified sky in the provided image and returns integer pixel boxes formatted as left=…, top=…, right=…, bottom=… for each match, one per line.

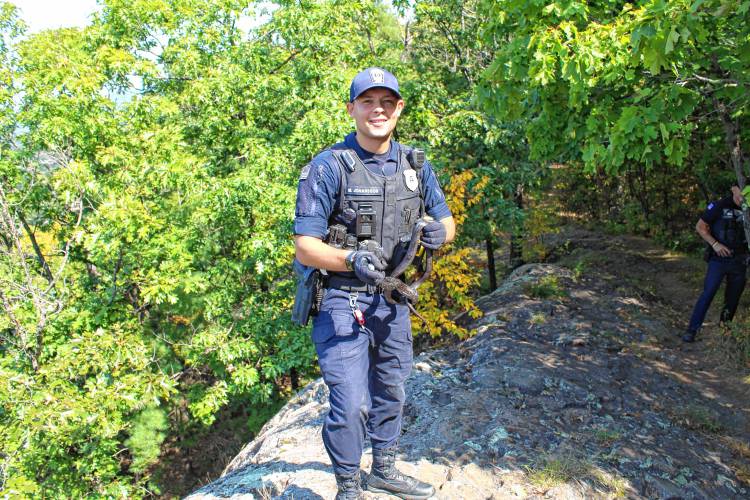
left=10, top=0, right=101, bottom=33
left=6, top=1, right=271, bottom=102
left=9, top=1, right=271, bottom=36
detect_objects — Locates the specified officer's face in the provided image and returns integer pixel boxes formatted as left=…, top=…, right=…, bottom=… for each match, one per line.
left=733, top=190, right=745, bottom=207
left=347, top=88, right=404, bottom=142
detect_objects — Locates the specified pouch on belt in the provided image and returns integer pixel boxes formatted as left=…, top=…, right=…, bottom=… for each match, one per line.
left=292, top=258, right=321, bottom=326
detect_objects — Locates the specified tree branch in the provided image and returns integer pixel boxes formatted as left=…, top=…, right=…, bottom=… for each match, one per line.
left=692, top=74, right=741, bottom=86
left=18, top=212, right=53, bottom=285
left=401, top=20, right=411, bottom=62
left=0, top=288, right=27, bottom=349
left=0, top=230, right=11, bottom=251
left=43, top=198, right=84, bottom=295
left=269, top=50, right=301, bottom=75
left=109, top=246, right=124, bottom=305
left=364, top=27, right=376, bottom=56
left=434, top=18, right=474, bottom=85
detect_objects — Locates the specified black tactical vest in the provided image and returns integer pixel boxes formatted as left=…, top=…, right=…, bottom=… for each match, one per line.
left=326, top=143, right=424, bottom=276
left=711, top=207, right=748, bottom=255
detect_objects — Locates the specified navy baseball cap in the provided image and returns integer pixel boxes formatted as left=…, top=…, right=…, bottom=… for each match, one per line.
left=349, top=67, right=401, bottom=102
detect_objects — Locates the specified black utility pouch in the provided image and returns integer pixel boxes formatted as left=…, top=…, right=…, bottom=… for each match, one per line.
left=292, top=259, right=320, bottom=326
left=356, top=204, right=376, bottom=239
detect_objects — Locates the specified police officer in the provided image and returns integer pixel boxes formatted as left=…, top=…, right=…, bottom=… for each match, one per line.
left=293, top=67, right=455, bottom=499
left=684, top=185, right=748, bottom=342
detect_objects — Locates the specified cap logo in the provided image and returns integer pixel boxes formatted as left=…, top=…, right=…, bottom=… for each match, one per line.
left=369, top=69, right=385, bottom=84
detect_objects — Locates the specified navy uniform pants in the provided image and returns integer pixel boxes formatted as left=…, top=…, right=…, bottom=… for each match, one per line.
left=311, top=288, right=413, bottom=477
left=687, top=257, right=747, bottom=333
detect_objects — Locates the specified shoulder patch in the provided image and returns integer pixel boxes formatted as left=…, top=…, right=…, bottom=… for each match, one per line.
left=707, top=202, right=715, bottom=210
left=299, top=164, right=311, bottom=181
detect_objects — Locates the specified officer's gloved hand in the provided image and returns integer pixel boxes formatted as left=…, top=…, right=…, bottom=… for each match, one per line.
left=421, top=220, right=447, bottom=250
left=351, top=251, right=387, bottom=285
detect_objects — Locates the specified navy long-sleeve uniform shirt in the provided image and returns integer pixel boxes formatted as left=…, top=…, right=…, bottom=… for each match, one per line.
left=294, top=132, right=452, bottom=239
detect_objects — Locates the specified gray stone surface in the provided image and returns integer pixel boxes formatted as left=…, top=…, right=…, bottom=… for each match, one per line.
left=188, top=262, right=749, bottom=500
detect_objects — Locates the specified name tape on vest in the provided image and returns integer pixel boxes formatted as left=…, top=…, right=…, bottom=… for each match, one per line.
left=723, top=208, right=744, bottom=219
left=346, top=186, right=383, bottom=196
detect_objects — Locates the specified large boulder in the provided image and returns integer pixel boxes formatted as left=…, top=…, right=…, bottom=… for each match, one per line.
left=188, top=264, right=748, bottom=500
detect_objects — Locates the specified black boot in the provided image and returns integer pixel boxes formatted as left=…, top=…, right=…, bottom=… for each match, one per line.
left=720, top=308, right=733, bottom=325
left=366, top=447, right=435, bottom=499
left=335, top=473, right=363, bottom=500
left=682, top=329, right=697, bottom=342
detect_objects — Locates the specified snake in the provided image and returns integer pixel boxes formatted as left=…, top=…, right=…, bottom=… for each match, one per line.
left=376, top=219, right=434, bottom=323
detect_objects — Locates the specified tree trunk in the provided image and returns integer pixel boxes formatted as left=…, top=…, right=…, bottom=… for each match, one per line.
left=715, top=99, right=750, bottom=251
left=18, top=212, right=54, bottom=285
left=661, top=170, right=673, bottom=237
left=509, top=185, right=525, bottom=269
left=625, top=167, right=650, bottom=223
left=486, top=237, right=497, bottom=291
left=697, top=177, right=711, bottom=204
left=290, top=368, right=299, bottom=391
left=638, top=164, right=651, bottom=221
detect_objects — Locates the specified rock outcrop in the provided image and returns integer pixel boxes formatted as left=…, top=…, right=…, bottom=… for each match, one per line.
left=188, top=263, right=749, bottom=499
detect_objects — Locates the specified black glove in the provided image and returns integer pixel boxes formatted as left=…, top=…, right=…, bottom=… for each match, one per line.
left=349, top=251, right=387, bottom=285
left=421, top=220, right=447, bottom=250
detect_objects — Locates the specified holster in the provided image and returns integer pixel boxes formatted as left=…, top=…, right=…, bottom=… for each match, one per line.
left=291, top=258, right=321, bottom=326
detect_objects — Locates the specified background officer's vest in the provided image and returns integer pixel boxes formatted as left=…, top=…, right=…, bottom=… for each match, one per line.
left=711, top=208, right=748, bottom=255
left=327, top=144, right=424, bottom=277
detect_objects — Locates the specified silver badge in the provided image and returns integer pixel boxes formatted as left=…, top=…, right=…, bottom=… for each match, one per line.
left=404, top=169, right=418, bottom=191
left=369, top=68, right=385, bottom=84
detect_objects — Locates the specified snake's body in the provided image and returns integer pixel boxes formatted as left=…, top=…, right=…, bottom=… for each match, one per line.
left=374, top=219, right=434, bottom=323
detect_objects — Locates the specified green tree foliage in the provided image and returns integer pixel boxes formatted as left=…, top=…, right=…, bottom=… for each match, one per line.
left=398, top=0, right=548, bottom=283
left=125, top=407, right=169, bottom=474
left=5, top=0, right=747, bottom=496
left=0, top=0, right=418, bottom=496
left=478, top=0, right=750, bottom=245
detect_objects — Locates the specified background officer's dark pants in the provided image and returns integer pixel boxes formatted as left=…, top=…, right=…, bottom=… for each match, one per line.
left=687, top=257, right=747, bottom=333
left=311, top=289, right=413, bottom=477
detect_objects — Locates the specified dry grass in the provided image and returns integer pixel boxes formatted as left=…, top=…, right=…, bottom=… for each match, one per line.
left=525, top=454, right=589, bottom=489
left=592, top=469, right=629, bottom=498
left=722, top=436, right=750, bottom=486
left=710, top=320, right=750, bottom=367
left=667, top=404, right=723, bottom=433
left=592, top=427, right=622, bottom=445
left=723, top=436, right=750, bottom=459
left=529, top=312, right=547, bottom=325
left=524, top=275, right=566, bottom=299
left=524, top=453, right=629, bottom=497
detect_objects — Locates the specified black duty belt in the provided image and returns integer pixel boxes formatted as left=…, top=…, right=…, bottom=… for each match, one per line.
left=326, top=275, right=382, bottom=294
